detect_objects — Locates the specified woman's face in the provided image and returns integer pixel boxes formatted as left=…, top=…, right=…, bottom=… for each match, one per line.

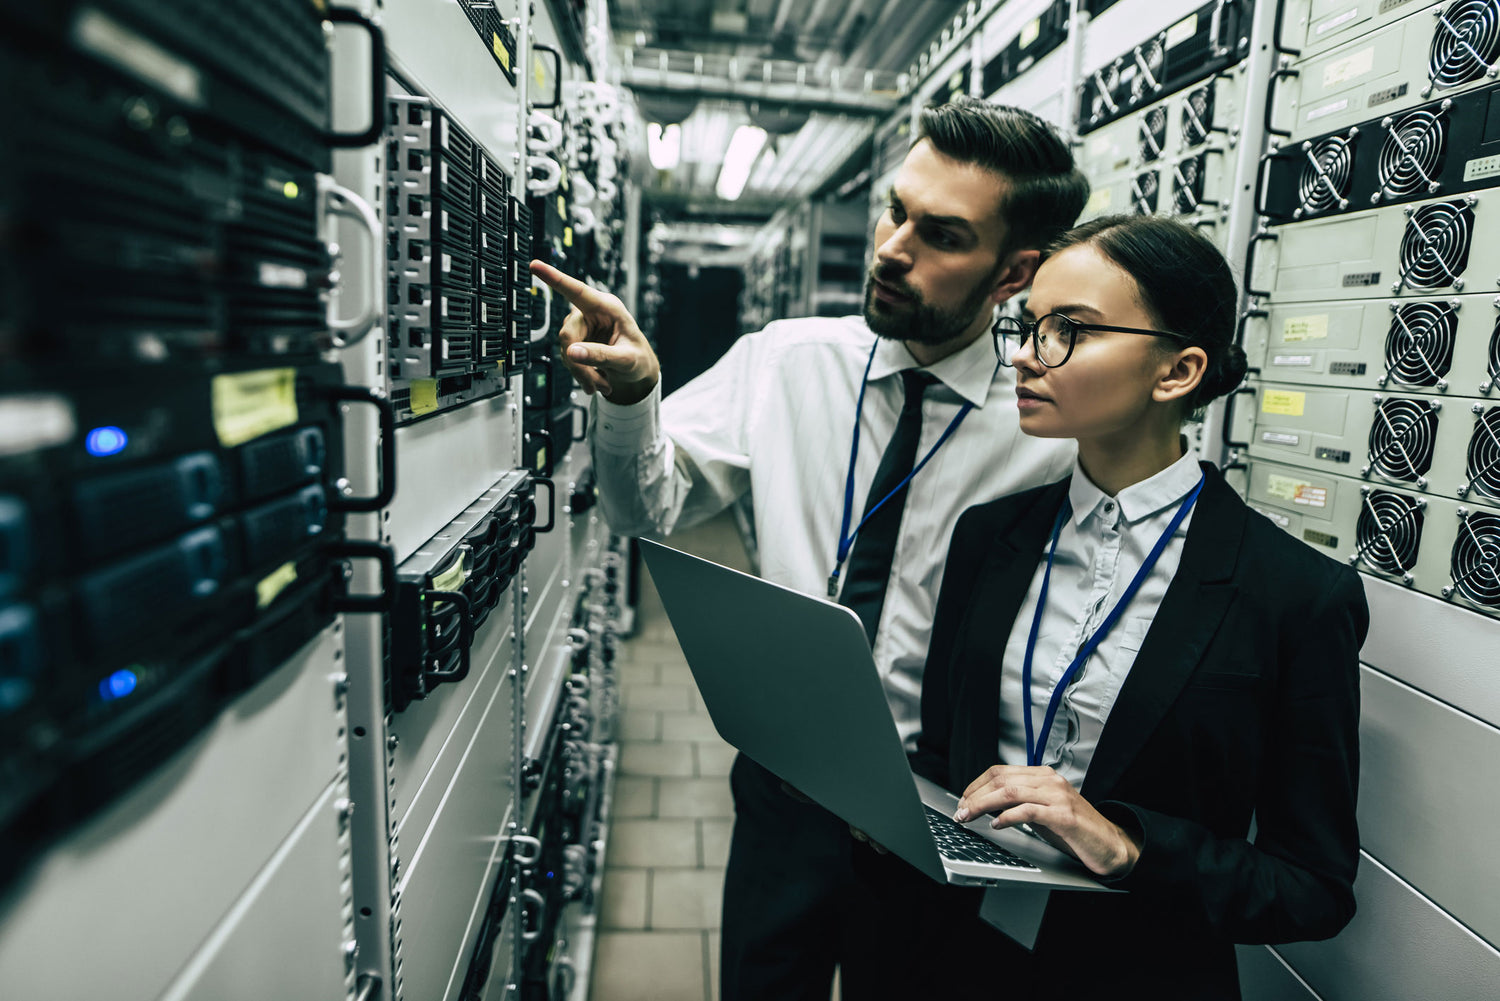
left=1011, top=243, right=1177, bottom=442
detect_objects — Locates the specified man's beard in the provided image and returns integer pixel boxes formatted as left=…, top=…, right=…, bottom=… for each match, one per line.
left=861, top=267, right=998, bottom=346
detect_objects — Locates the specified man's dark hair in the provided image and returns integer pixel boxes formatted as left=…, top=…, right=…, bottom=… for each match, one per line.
left=1047, top=214, right=1248, bottom=412
left=915, top=97, right=1090, bottom=259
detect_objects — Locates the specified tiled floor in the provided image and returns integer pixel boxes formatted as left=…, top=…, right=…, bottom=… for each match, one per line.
left=588, top=514, right=749, bottom=1001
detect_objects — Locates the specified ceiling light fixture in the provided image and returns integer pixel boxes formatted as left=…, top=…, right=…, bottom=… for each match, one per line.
left=647, top=122, right=681, bottom=170
left=715, top=125, right=768, bottom=201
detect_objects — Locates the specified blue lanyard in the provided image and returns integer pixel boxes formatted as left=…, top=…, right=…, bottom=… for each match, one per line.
left=1021, top=470, right=1206, bottom=768
left=828, top=340, right=977, bottom=597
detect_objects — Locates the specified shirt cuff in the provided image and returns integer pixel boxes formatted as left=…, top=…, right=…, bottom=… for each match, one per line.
left=591, top=381, right=663, bottom=455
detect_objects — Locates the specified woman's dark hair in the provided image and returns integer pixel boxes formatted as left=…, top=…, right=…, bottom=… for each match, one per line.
left=1046, top=214, right=1248, bottom=412
left=916, top=97, right=1090, bottom=259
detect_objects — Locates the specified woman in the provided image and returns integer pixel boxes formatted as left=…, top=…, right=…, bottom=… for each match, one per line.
left=909, top=215, right=1366, bottom=997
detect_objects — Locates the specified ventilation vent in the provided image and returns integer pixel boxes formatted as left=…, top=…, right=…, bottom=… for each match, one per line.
left=1447, top=510, right=1500, bottom=608
left=1377, top=105, right=1449, bottom=201
left=1396, top=199, right=1474, bottom=291
left=1181, top=84, right=1215, bottom=147
left=1296, top=134, right=1354, bottom=217
left=1139, top=107, right=1168, bottom=163
left=1172, top=154, right=1207, bottom=214
left=1355, top=489, right=1425, bottom=577
left=1132, top=170, right=1159, bottom=214
left=1130, top=37, right=1165, bottom=105
left=1465, top=407, right=1500, bottom=499
left=1383, top=301, right=1458, bottom=388
left=1426, top=0, right=1500, bottom=93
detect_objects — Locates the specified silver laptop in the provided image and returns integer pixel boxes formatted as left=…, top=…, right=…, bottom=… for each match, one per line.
left=640, top=540, right=1114, bottom=894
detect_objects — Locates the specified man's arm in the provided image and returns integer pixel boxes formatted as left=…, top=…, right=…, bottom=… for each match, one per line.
left=532, top=261, right=757, bottom=537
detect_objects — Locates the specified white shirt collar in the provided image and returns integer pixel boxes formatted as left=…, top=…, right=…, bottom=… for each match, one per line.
left=1068, top=446, right=1204, bottom=528
left=865, top=327, right=1002, bottom=409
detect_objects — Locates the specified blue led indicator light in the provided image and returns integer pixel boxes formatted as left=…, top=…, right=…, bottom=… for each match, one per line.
left=99, top=669, right=139, bottom=702
left=86, top=426, right=129, bottom=457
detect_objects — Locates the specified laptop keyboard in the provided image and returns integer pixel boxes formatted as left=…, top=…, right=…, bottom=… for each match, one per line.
left=924, top=806, right=1040, bottom=870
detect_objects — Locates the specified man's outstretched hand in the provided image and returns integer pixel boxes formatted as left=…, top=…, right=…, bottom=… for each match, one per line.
left=530, top=261, right=661, bottom=405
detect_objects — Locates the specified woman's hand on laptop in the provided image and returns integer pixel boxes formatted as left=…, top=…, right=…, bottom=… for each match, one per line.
left=953, top=764, right=1141, bottom=879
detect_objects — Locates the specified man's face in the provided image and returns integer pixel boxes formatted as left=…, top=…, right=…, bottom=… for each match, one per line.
left=863, top=139, right=1013, bottom=346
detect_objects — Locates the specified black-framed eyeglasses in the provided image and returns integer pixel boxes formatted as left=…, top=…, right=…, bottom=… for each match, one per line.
left=991, top=313, right=1190, bottom=368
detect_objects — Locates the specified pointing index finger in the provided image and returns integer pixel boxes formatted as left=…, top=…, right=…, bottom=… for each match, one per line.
left=530, top=260, right=609, bottom=312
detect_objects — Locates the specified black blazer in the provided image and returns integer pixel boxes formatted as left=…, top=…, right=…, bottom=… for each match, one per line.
left=911, top=463, right=1367, bottom=997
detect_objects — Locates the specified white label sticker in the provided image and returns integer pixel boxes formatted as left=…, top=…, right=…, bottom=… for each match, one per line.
left=1166, top=13, right=1198, bottom=49
left=1322, top=47, right=1375, bottom=88
left=1274, top=354, right=1315, bottom=366
left=1306, top=98, right=1351, bottom=123
left=1294, top=485, right=1328, bottom=507
left=1315, top=8, right=1361, bottom=35
left=1262, top=431, right=1302, bottom=446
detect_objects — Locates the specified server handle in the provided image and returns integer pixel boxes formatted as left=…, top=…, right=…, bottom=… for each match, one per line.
left=324, top=385, right=397, bottom=512
left=329, top=541, right=395, bottom=614
left=323, top=8, right=388, bottom=148
left=321, top=177, right=383, bottom=348
left=1220, top=385, right=1258, bottom=451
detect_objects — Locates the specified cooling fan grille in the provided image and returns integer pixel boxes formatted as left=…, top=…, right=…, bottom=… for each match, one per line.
left=1130, top=37, right=1165, bottom=104
left=1090, top=62, right=1123, bottom=123
left=1182, top=85, right=1214, bottom=147
left=1173, top=154, right=1207, bottom=214
left=1397, top=200, right=1474, bottom=290
left=1355, top=490, right=1425, bottom=576
left=1132, top=170, right=1159, bottom=214
left=1378, top=108, right=1448, bottom=200
left=1427, top=0, right=1500, bottom=91
left=1139, top=107, right=1167, bottom=162
left=1489, top=315, right=1500, bottom=386
left=1384, top=301, right=1458, bottom=387
left=1297, top=135, right=1354, bottom=216
left=1467, top=407, right=1500, bottom=498
left=1449, top=511, right=1500, bottom=608
left=1367, top=398, right=1440, bottom=482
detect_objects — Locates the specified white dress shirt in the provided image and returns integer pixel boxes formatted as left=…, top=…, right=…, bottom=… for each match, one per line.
left=996, top=448, right=1204, bottom=787
left=589, top=315, right=1075, bottom=745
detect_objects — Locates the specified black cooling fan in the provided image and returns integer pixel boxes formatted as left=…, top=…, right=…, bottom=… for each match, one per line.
left=1397, top=200, right=1474, bottom=291
left=1378, top=106, right=1448, bottom=201
left=1355, top=490, right=1425, bottom=576
left=1448, top=511, right=1500, bottom=608
left=1466, top=407, right=1500, bottom=499
left=1181, top=84, right=1214, bottom=147
left=1139, top=107, right=1167, bottom=163
left=1296, top=134, right=1354, bottom=217
left=1383, top=301, right=1457, bottom=388
left=1426, top=0, right=1500, bottom=93
left=1367, top=398, right=1440, bottom=483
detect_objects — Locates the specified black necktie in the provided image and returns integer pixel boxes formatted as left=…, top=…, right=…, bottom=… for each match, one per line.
left=840, top=369, right=937, bottom=645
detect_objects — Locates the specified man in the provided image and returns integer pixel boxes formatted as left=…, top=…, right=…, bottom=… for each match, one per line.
left=532, top=97, right=1088, bottom=1000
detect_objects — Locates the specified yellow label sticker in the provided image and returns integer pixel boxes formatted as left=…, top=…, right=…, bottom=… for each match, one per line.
left=492, top=32, right=510, bottom=71
left=536, top=447, right=547, bottom=471
left=534, top=53, right=547, bottom=88
left=1020, top=17, right=1040, bottom=49
left=557, top=195, right=567, bottom=216
left=563, top=226, right=573, bottom=247
left=409, top=378, right=439, bottom=416
left=212, top=368, right=298, bottom=448
left=1261, top=389, right=1307, bottom=417
left=1083, top=187, right=1113, bottom=215
left=1322, top=46, right=1374, bottom=88
left=256, top=561, right=299, bottom=609
left=1166, top=13, right=1198, bottom=49
left=1268, top=474, right=1329, bottom=508
left=431, top=552, right=468, bottom=593
left=1282, top=315, right=1329, bottom=342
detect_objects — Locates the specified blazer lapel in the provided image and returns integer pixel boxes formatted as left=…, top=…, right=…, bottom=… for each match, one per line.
left=1081, top=465, right=1246, bottom=803
left=956, top=479, right=1071, bottom=784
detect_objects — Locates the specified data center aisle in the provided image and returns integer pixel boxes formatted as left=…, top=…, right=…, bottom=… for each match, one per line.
left=587, top=513, right=746, bottom=1001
